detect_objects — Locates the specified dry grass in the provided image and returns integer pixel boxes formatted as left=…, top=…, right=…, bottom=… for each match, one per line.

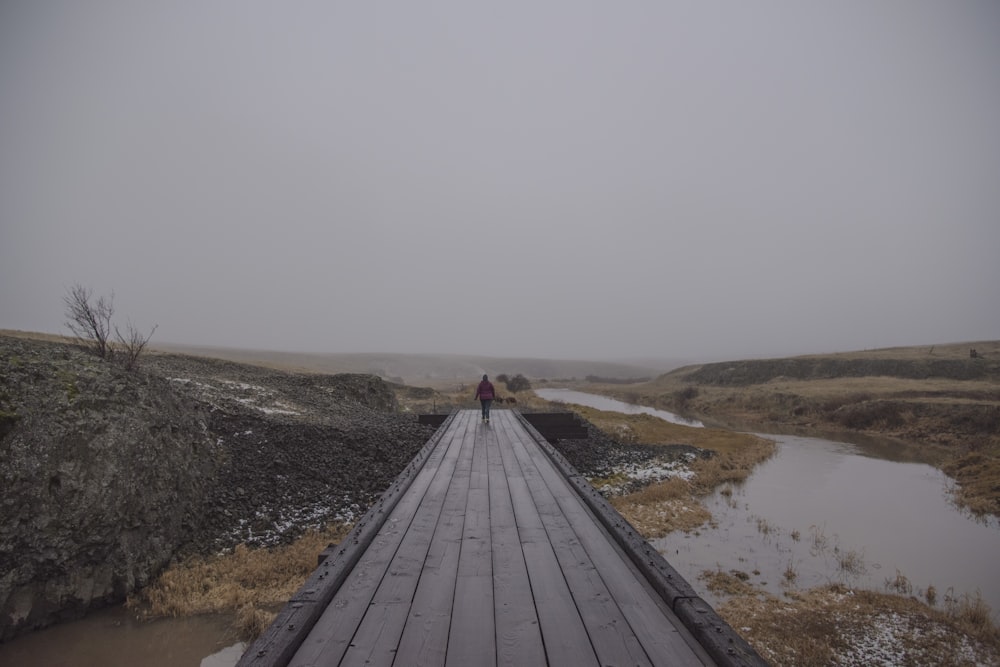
left=129, top=523, right=351, bottom=639
left=943, top=452, right=1000, bottom=516
left=585, top=342, right=1000, bottom=518
left=564, top=405, right=775, bottom=536
left=609, top=477, right=712, bottom=536
left=701, top=569, right=760, bottom=597
left=569, top=405, right=775, bottom=497
left=704, top=575, right=1000, bottom=667
left=567, top=405, right=774, bottom=457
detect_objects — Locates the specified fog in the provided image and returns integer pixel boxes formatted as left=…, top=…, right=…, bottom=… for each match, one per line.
left=2, top=1, right=998, bottom=362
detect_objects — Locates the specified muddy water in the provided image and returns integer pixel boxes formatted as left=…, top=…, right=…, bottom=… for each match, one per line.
left=0, top=606, right=244, bottom=667
left=537, top=389, right=1000, bottom=618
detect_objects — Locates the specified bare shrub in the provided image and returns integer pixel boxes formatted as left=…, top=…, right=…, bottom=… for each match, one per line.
left=809, top=524, right=829, bottom=556
left=115, top=320, right=158, bottom=371
left=835, top=548, right=867, bottom=578
left=783, top=560, right=799, bottom=585
left=63, top=284, right=156, bottom=370
left=884, top=570, right=913, bottom=596
left=505, top=373, right=532, bottom=392
left=63, top=283, right=115, bottom=359
left=944, top=589, right=999, bottom=641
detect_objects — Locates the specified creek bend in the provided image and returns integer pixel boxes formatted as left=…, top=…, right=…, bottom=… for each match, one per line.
left=535, top=388, right=1000, bottom=618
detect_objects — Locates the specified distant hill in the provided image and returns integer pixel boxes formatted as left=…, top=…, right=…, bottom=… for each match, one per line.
left=147, top=343, right=682, bottom=384
left=666, top=341, right=1000, bottom=387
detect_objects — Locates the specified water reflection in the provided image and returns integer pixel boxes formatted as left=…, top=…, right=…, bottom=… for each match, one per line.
left=0, top=606, right=243, bottom=667
left=537, top=389, right=1000, bottom=618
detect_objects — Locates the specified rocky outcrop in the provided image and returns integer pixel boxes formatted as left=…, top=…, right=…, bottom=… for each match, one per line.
left=0, top=336, right=437, bottom=641
left=0, top=336, right=219, bottom=641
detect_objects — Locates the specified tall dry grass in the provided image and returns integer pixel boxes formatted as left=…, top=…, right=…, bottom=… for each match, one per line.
left=129, top=523, right=351, bottom=639
left=712, top=581, right=1000, bottom=667
left=609, top=476, right=711, bottom=536
left=570, top=404, right=775, bottom=536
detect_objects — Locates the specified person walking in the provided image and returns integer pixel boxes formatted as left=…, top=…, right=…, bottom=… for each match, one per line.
left=474, top=374, right=496, bottom=423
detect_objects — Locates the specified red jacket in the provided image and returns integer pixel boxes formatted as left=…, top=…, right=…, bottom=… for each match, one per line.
left=475, top=380, right=495, bottom=400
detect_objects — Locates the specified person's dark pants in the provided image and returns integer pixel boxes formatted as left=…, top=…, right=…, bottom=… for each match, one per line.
left=480, top=399, right=492, bottom=421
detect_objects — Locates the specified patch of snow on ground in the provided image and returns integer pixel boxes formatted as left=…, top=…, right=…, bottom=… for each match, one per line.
left=594, top=455, right=696, bottom=495
left=168, top=376, right=303, bottom=415
left=833, top=610, right=996, bottom=667
left=259, top=401, right=300, bottom=415
left=223, top=495, right=366, bottom=549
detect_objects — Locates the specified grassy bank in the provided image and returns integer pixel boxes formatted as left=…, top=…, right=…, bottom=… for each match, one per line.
left=587, top=341, right=1000, bottom=517
left=564, top=405, right=774, bottom=535
left=704, top=573, right=999, bottom=666
left=128, top=524, right=351, bottom=639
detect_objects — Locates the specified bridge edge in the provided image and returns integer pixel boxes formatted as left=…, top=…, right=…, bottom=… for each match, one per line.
left=513, top=410, right=770, bottom=667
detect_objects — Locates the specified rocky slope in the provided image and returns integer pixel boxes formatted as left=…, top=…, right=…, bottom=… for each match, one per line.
left=0, top=335, right=436, bottom=640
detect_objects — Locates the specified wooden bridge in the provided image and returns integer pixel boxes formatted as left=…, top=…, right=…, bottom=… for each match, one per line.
left=238, top=410, right=766, bottom=667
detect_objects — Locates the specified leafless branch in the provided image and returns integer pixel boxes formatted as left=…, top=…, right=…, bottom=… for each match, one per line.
left=114, top=321, right=158, bottom=371
left=63, top=283, right=115, bottom=359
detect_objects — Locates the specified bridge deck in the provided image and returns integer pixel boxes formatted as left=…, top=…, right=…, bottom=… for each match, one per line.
left=240, top=410, right=763, bottom=667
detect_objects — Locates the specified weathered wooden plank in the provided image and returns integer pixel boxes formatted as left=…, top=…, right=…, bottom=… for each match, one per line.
left=388, top=413, right=477, bottom=666
left=509, top=412, right=712, bottom=665
left=494, top=417, right=600, bottom=667
left=287, top=412, right=473, bottom=667
left=516, top=412, right=769, bottom=667
left=338, top=414, right=479, bottom=667
left=499, top=411, right=653, bottom=667
left=446, top=425, right=495, bottom=667
left=485, top=415, right=545, bottom=667
left=390, top=538, right=462, bottom=666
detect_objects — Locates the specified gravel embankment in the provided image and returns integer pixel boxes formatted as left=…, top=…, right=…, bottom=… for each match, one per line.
left=141, top=352, right=439, bottom=552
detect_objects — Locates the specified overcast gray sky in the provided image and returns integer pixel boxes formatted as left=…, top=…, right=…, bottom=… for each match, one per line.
left=2, top=1, right=998, bottom=362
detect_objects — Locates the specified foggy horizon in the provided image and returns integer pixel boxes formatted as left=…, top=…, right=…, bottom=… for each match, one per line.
left=2, top=2, right=998, bottom=363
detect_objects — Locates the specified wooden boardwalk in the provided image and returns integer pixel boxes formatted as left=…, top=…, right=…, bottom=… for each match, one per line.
left=239, top=410, right=765, bottom=667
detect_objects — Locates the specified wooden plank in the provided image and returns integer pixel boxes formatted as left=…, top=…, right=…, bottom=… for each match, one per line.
left=446, top=424, right=495, bottom=666
left=499, top=412, right=653, bottom=667
left=288, top=412, right=473, bottom=667
left=382, top=413, right=478, bottom=666
left=517, top=413, right=767, bottom=666
left=509, top=413, right=712, bottom=665
left=338, top=413, right=478, bottom=667
left=485, top=414, right=546, bottom=667
left=494, top=415, right=600, bottom=667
